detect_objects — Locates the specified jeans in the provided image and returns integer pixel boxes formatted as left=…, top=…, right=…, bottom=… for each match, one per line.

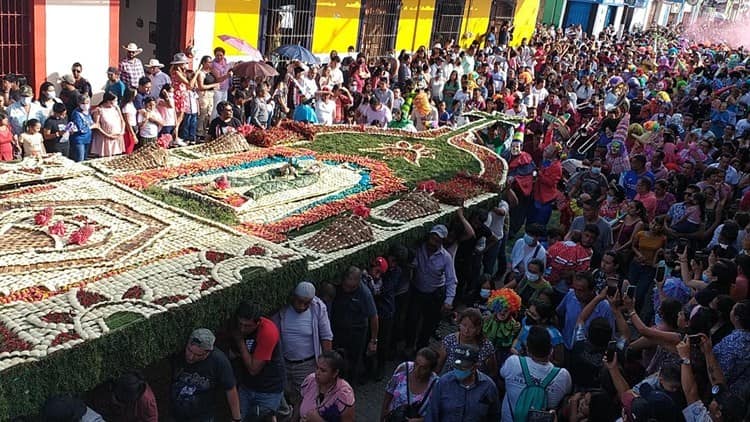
left=69, top=142, right=89, bottom=162
left=482, top=236, right=507, bottom=280
left=527, top=199, right=554, bottom=227
left=238, top=385, right=283, bottom=420
left=628, top=261, right=656, bottom=314
left=180, top=113, right=198, bottom=141
left=332, top=325, right=368, bottom=383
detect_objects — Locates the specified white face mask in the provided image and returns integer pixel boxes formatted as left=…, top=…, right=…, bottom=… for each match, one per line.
left=80, top=104, right=90, bottom=113
left=47, top=91, right=56, bottom=99
left=20, top=97, right=31, bottom=105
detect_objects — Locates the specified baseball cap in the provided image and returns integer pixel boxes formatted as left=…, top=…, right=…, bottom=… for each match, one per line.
left=189, top=328, right=215, bottom=351
left=293, top=281, right=316, bottom=299
left=430, top=224, right=448, bottom=239
left=453, top=344, right=479, bottom=368
left=372, top=256, right=389, bottom=274
left=19, top=85, right=33, bottom=97
left=60, top=74, right=75, bottom=85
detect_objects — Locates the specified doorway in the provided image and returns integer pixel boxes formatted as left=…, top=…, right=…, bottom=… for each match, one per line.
left=119, top=0, right=183, bottom=66
left=358, top=0, right=401, bottom=59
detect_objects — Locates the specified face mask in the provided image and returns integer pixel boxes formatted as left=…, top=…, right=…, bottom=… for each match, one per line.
left=47, top=91, right=56, bottom=99
left=452, top=368, right=472, bottom=381
left=524, top=234, right=535, bottom=246
left=19, top=97, right=30, bottom=105
left=80, top=104, right=90, bottom=113
left=526, top=272, right=540, bottom=282
left=480, top=289, right=491, bottom=299
left=591, top=166, right=601, bottom=174
left=701, top=272, right=711, bottom=283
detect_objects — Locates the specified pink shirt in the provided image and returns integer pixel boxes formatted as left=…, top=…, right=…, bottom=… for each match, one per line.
left=299, top=373, right=354, bottom=421
left=635, top=191, right=657, bottom=220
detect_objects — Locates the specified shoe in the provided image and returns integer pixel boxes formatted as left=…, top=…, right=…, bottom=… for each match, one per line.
left=175, top=138, right=187, bottom=147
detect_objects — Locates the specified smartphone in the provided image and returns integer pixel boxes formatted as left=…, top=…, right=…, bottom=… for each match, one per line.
left=607, top=285, right=618, bottom=297
left=695, top=251, right=708, bottom=266
left=528, top=410, right=556, bottom=422
left=655, top=266, right=666, bottom=283
left=677, top=238, right=689, bottom=253
left=626, top=285, right=636, bottom=299
left=606, top=340, right=617, bottom=362
left=689, top=334, right=702, bottom=346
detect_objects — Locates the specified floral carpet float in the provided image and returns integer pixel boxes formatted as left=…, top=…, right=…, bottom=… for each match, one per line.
left=0, top=114, right=518, bottom=417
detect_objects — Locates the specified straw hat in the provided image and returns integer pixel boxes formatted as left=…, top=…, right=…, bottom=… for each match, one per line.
left=170, top=53, right=189, bottom=65
left=146, top=59, right=165, bottom=68
left=122, top=42, right=143, bottom=54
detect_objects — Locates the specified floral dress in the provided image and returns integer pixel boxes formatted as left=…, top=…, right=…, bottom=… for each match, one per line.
left=385, top=362, right=438, bottom=415
left=171, top=70, right=190, bottom=113
left=441, top=332, right=495, bottom=374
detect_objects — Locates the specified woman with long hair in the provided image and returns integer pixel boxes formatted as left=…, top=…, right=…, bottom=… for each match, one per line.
left=36, top=81, right=61, bottom=118
left=168, top=53, right=197, bottom=143
left=120, top=87, right=138, bottom=153
left=195, top=55, right=219, bottom=139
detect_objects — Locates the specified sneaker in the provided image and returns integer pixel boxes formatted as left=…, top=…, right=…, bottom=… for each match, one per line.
left=175, top=138, right=187, bottom=147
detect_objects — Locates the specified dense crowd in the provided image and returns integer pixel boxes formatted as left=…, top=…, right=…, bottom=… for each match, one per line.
left=6, top=19, right=750, bottom=422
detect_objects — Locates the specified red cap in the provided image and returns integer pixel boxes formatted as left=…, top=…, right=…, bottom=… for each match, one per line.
left=372, top=256, right=388, bottom=274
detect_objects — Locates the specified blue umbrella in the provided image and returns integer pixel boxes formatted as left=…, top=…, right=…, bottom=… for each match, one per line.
left=273, top=44, right=319, bottom=64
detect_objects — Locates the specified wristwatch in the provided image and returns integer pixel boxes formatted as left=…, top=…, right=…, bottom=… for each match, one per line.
left=680, top=358, right=692, bottom=365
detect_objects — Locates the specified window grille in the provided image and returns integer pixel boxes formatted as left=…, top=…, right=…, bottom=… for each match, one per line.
left=490, top=0, right=516, bottom=26
left=431, top=0, right=466, bottom=47
left=260, top=0, right=316, bottom=55
left=0, top=0, right=31, bottom=78
left=358, top=0, right=401, bottom=59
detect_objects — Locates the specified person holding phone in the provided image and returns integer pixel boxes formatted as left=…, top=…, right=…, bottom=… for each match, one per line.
left=629, top=215, right=668, bottom=317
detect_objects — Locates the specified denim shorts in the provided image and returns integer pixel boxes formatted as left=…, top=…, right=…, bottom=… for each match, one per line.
left=238, top=385, right=283, bottom=418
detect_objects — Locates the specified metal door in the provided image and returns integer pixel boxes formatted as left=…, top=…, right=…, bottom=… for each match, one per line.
left=564, top=1, right=595, bottom=32
left=260, top=0, right=317, bottom=54
left=0, top=0, right=31, bottom=77
left=358, top=0, right=402, bottom=59
left=431, top=0, right=467, bottom=47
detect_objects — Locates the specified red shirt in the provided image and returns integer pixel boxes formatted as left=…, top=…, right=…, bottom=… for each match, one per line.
left=534, top=159, right=562, bottom=204
left=547, top=241, right=592, bottom=285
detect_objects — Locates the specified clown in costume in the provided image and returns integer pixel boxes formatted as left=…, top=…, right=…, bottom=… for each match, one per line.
left=606, top=113, right=632, bottom=174
left=504, top=125, right=537, bottom=238
left=482, top=288, right=522, bottom=366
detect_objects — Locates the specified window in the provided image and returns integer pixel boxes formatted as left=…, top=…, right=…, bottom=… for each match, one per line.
left=489, top=0, right=516, bottom=26
left=260, top=0, right=316, bottom=55
left=431, top=0, right=466, bottom=47
left=358, top=0, right=401, bottom=59
left=0, top=0, right=31, bottom=77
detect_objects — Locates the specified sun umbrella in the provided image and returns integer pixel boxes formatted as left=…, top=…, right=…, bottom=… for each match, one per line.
left=273, top=44, right=319, bottom=64
left=217, top=35, right=263, bottom=61
left=233, top=61, right=279, bottom=79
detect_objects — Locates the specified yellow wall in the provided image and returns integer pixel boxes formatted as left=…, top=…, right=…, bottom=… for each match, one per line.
left=511, top=0, right=538, bottom=47
left=311, top=1, right=362, bottom=54
left=459, top=0, right=493, bottom=49
left=394, top=0, right=436, bottom=52
left=213, top=0, right=262, bottom=55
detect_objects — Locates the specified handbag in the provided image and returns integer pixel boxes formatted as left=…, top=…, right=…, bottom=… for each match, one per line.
left=386, top=364, right=436, bottom=422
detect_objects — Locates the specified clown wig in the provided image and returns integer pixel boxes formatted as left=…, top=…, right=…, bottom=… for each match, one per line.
left=487, top=288, right=522, bottom=316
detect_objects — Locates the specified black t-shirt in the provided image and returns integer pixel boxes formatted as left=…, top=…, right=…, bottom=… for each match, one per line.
left=456, top=223, right=494, bottom=260
left=43, top=116, right=69, bottom=152
left=207, top=117, right=241, bottom=140
left=331, top=284, right=377, bottom=332
left=171, top=348, right=236, bottom=418
left=568, top=340, right=606, bottom=390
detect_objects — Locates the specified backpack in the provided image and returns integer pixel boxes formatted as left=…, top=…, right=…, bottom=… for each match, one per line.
left=512, top=357, right=561, bottom=422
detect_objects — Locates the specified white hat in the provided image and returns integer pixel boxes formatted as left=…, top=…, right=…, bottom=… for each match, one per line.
left=170, top=53, right=189, bottom=65
left=146, top=59, right=165, bottom=68
left=122, top=42, right=143, bottom=54
left=430, top=224, right=448, bottom=239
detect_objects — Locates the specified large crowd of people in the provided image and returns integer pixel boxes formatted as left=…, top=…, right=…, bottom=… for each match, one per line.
left=6, top=18, right=750, bottom=422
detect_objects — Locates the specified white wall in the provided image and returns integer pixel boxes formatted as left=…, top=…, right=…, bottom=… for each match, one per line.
left=630, top=3, right=650, bottom=31
left=192, top=0, right=217, bottom=69
left=45, top=0, right=111, bottom=101
left=591, top=4, right=609, bottom=37
left=119, top=0, right=158, bottom=60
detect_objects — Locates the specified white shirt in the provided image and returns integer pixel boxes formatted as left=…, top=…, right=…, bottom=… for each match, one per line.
left=500, top=356, right=572, bottom=422
left=362, top=105, right=392, bottom=126
left=329, top=66, right=344, bottom=87
left=485, top=200, right=509, bottom=239
left=315, top=99, right=336, bottom=125
left=531, top=86, right=549, bottom=104
left=510, top=238, right=546, bottom=274
left=281, top=307, right=316, bottom=361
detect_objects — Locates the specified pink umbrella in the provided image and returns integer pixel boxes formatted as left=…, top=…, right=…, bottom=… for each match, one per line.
left=217, top=35, right=264, bottom=61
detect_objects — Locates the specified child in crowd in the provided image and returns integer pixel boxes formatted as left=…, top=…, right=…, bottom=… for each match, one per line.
left=20, top=119, right=45, bottom=158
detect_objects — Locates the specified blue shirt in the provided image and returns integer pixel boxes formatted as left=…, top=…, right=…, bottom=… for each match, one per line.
left=619, top=169, right=655, bottom=200
left=105, top=80, right=127, bottom=102
left=514, top=317, right=564, bottom=352
left=713, top=329, right=750, bottom=391
left=425, top=370, right=499, bottom=422
left=412, top=244, right=458, bottom=305
left=556, top=290, right=615, bottom=350
left=69, top=110, right=94, bottom=145
left=293, top=104, right=318, bottom=123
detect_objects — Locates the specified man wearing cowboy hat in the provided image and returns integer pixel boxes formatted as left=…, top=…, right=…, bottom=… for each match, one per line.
left=146, top=58, right=171, bottom=99
left=119, top=42, right=145, bottom=88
